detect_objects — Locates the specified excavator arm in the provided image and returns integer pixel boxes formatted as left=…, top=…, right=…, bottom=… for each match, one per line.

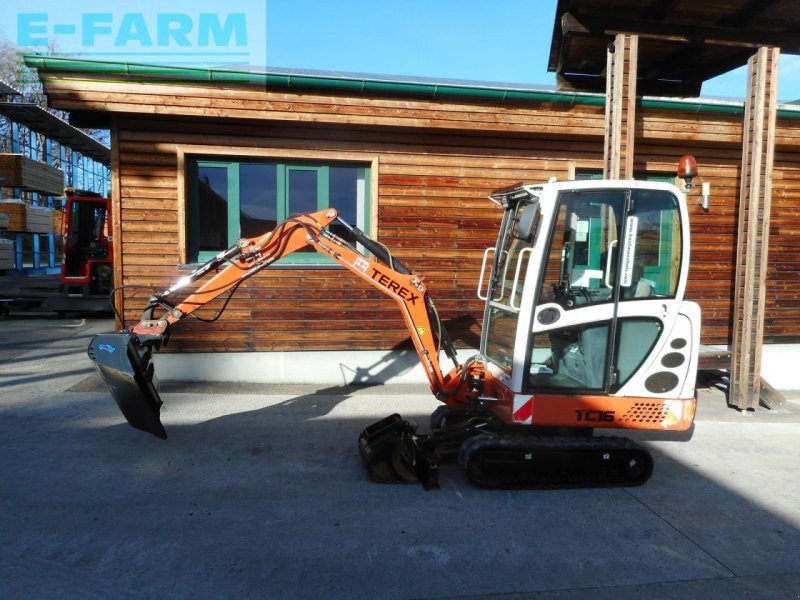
left=88, top=208, right=464, bottom=442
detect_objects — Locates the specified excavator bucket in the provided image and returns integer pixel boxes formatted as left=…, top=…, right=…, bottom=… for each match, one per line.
left=87, top=333, right=167, bottom=439
left=358, top=414, right=439, bottom=489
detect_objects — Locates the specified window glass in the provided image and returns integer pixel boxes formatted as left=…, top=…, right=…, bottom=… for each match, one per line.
left=481, top=199, right=537, bottom=370
left=527, top=318, right=663, bottom=392
left=483, top=306, right=519, bottom=372
left=288, top=169, right=319, bottom=215
left=189, top=159, right=369, bottom=264
left=329, top=166, right=361, bottom=247
left=572, top=173, right=682, bottom=300
left=197, top=165, right=229, bottom=252
left=528, top=322, right=609, bottom=390
left=330, top=167, right=359, bottom=223
left=537, top=191, right=624, bottom=309
left=496, top=213, right=531, bottom=308
left=614, top=318, right=662, bottom=387
left=240, top=163, right=277, bottom=238
left=68, top=201, right=106, bottom=250
left=622, top=190, right=681, bottom=299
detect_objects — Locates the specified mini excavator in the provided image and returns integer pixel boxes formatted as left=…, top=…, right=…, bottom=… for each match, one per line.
left=89, top=174, right=700, bottom=489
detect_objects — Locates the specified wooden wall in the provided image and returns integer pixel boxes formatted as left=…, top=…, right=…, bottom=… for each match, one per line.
left=114, top=116, right=597, bottom=352
left=769, top=144, right=800, bottom=342
left=40, top=75, right=800, bottom=350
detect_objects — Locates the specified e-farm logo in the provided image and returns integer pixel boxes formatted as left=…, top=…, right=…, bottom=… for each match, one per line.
left=18, top=13, right=247, bottom=48
left=12, top=1, right=266, bottom=67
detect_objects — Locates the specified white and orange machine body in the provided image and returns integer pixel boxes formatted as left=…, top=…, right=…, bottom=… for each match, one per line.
left=89, top=178, right=700, bottom=489
left=475, top=180, right=699, bottom=432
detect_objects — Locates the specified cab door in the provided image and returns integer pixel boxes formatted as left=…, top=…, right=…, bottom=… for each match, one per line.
left=524, top=186, right=693, bottom=399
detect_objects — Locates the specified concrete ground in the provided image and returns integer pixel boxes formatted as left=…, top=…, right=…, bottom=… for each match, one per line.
left=1, top=316, right=799, bottom=600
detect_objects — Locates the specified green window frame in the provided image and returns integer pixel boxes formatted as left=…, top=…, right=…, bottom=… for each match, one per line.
left=187, top=159, right=371, bottom=264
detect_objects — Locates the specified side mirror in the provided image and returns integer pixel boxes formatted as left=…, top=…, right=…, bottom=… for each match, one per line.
left=517, top=202, right=541, bottom=243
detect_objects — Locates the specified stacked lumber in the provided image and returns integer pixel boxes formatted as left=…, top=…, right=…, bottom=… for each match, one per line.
left=0, top=200, right=54, bottom=234
left=0, top=238, right=14, bottom=270
left=0, top=154, right=64, bottom=196
left=52, top=209, right=64, bottom=235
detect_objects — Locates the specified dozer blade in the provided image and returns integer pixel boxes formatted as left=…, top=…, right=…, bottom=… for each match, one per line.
left=358, top=414, right=439, bottom=489
left=87, top=333, right=167, bottom=439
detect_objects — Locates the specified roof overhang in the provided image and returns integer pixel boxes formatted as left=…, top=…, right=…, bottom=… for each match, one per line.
left=23, top=55, right=800, bottom=123
left=549, top=0, right=800, bottom=96
left=0, top=103, right=110, bottom=165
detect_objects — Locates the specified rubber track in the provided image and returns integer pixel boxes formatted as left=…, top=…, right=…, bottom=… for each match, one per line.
left=458, top=434, right=653, bottom=489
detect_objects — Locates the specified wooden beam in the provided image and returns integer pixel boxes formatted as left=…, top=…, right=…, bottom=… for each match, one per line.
left=729, top=47, right=780, bottom=410
left=110, top=117, right=124, bottom=330
left=603, top=34, right=638, bottom=180
left=639, top=45, right=704, bottom=80
left=561, top=11, right=590, bottom=36
left=697, top=344, right=731, bottom=370
left=655, top=0, right=682, bottom=21
left=719, top=0, right=784, bottom=28
left=556, top=71, right=701, bottom=97
left=566, top=16, right=800, bottom=53
left=691, top=49, right=759, bottom=83
left=759, top=377, right=786, bottom=410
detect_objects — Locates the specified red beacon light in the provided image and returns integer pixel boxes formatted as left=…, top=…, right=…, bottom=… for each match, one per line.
left=677, top=155, right=698, bottom=190
left=677, top=155, right=710, bottom=210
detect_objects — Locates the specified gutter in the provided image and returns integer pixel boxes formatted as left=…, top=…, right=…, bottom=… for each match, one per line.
left=24, top=55, right=800, bottom=119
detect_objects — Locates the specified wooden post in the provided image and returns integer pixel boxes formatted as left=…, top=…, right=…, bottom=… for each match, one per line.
left=603, top=34, right=638, bottom=180
left=730, top=47, right=780, bottom=410
left=110, top=118, right=124, bottom=330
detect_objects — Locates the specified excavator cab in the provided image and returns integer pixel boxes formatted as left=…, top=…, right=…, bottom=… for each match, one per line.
left=479, top=180, right=699, bottom=430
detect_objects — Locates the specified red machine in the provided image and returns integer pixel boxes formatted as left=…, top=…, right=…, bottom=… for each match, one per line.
left=89, top=176, right=700, bottom=489
left=46, top=189, right=114, bottom=313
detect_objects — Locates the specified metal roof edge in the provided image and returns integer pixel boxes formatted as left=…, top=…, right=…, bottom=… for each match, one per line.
left=0, top=101, right=110, bottom=165
left=23, top=55, right=800, bottom=120
left=0, top=81, right=22, bottom=96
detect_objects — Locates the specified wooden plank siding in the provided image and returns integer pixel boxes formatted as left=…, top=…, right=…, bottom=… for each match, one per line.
left=112, top=118, right=564, bottom=352
left=37, top=75, right=800, bottom=352
left=767, top=146, right=800, bottom=342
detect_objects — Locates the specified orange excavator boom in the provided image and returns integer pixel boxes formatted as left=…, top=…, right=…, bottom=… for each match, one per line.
left=89, top=208, right=463, bottom=442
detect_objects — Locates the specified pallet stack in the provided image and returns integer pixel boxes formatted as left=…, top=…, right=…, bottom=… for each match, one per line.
left=0, top=200, right=54, bottom=234
left=0, top=208, right=11, bottom=270
left=52, top=209, right=64, bottom=236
